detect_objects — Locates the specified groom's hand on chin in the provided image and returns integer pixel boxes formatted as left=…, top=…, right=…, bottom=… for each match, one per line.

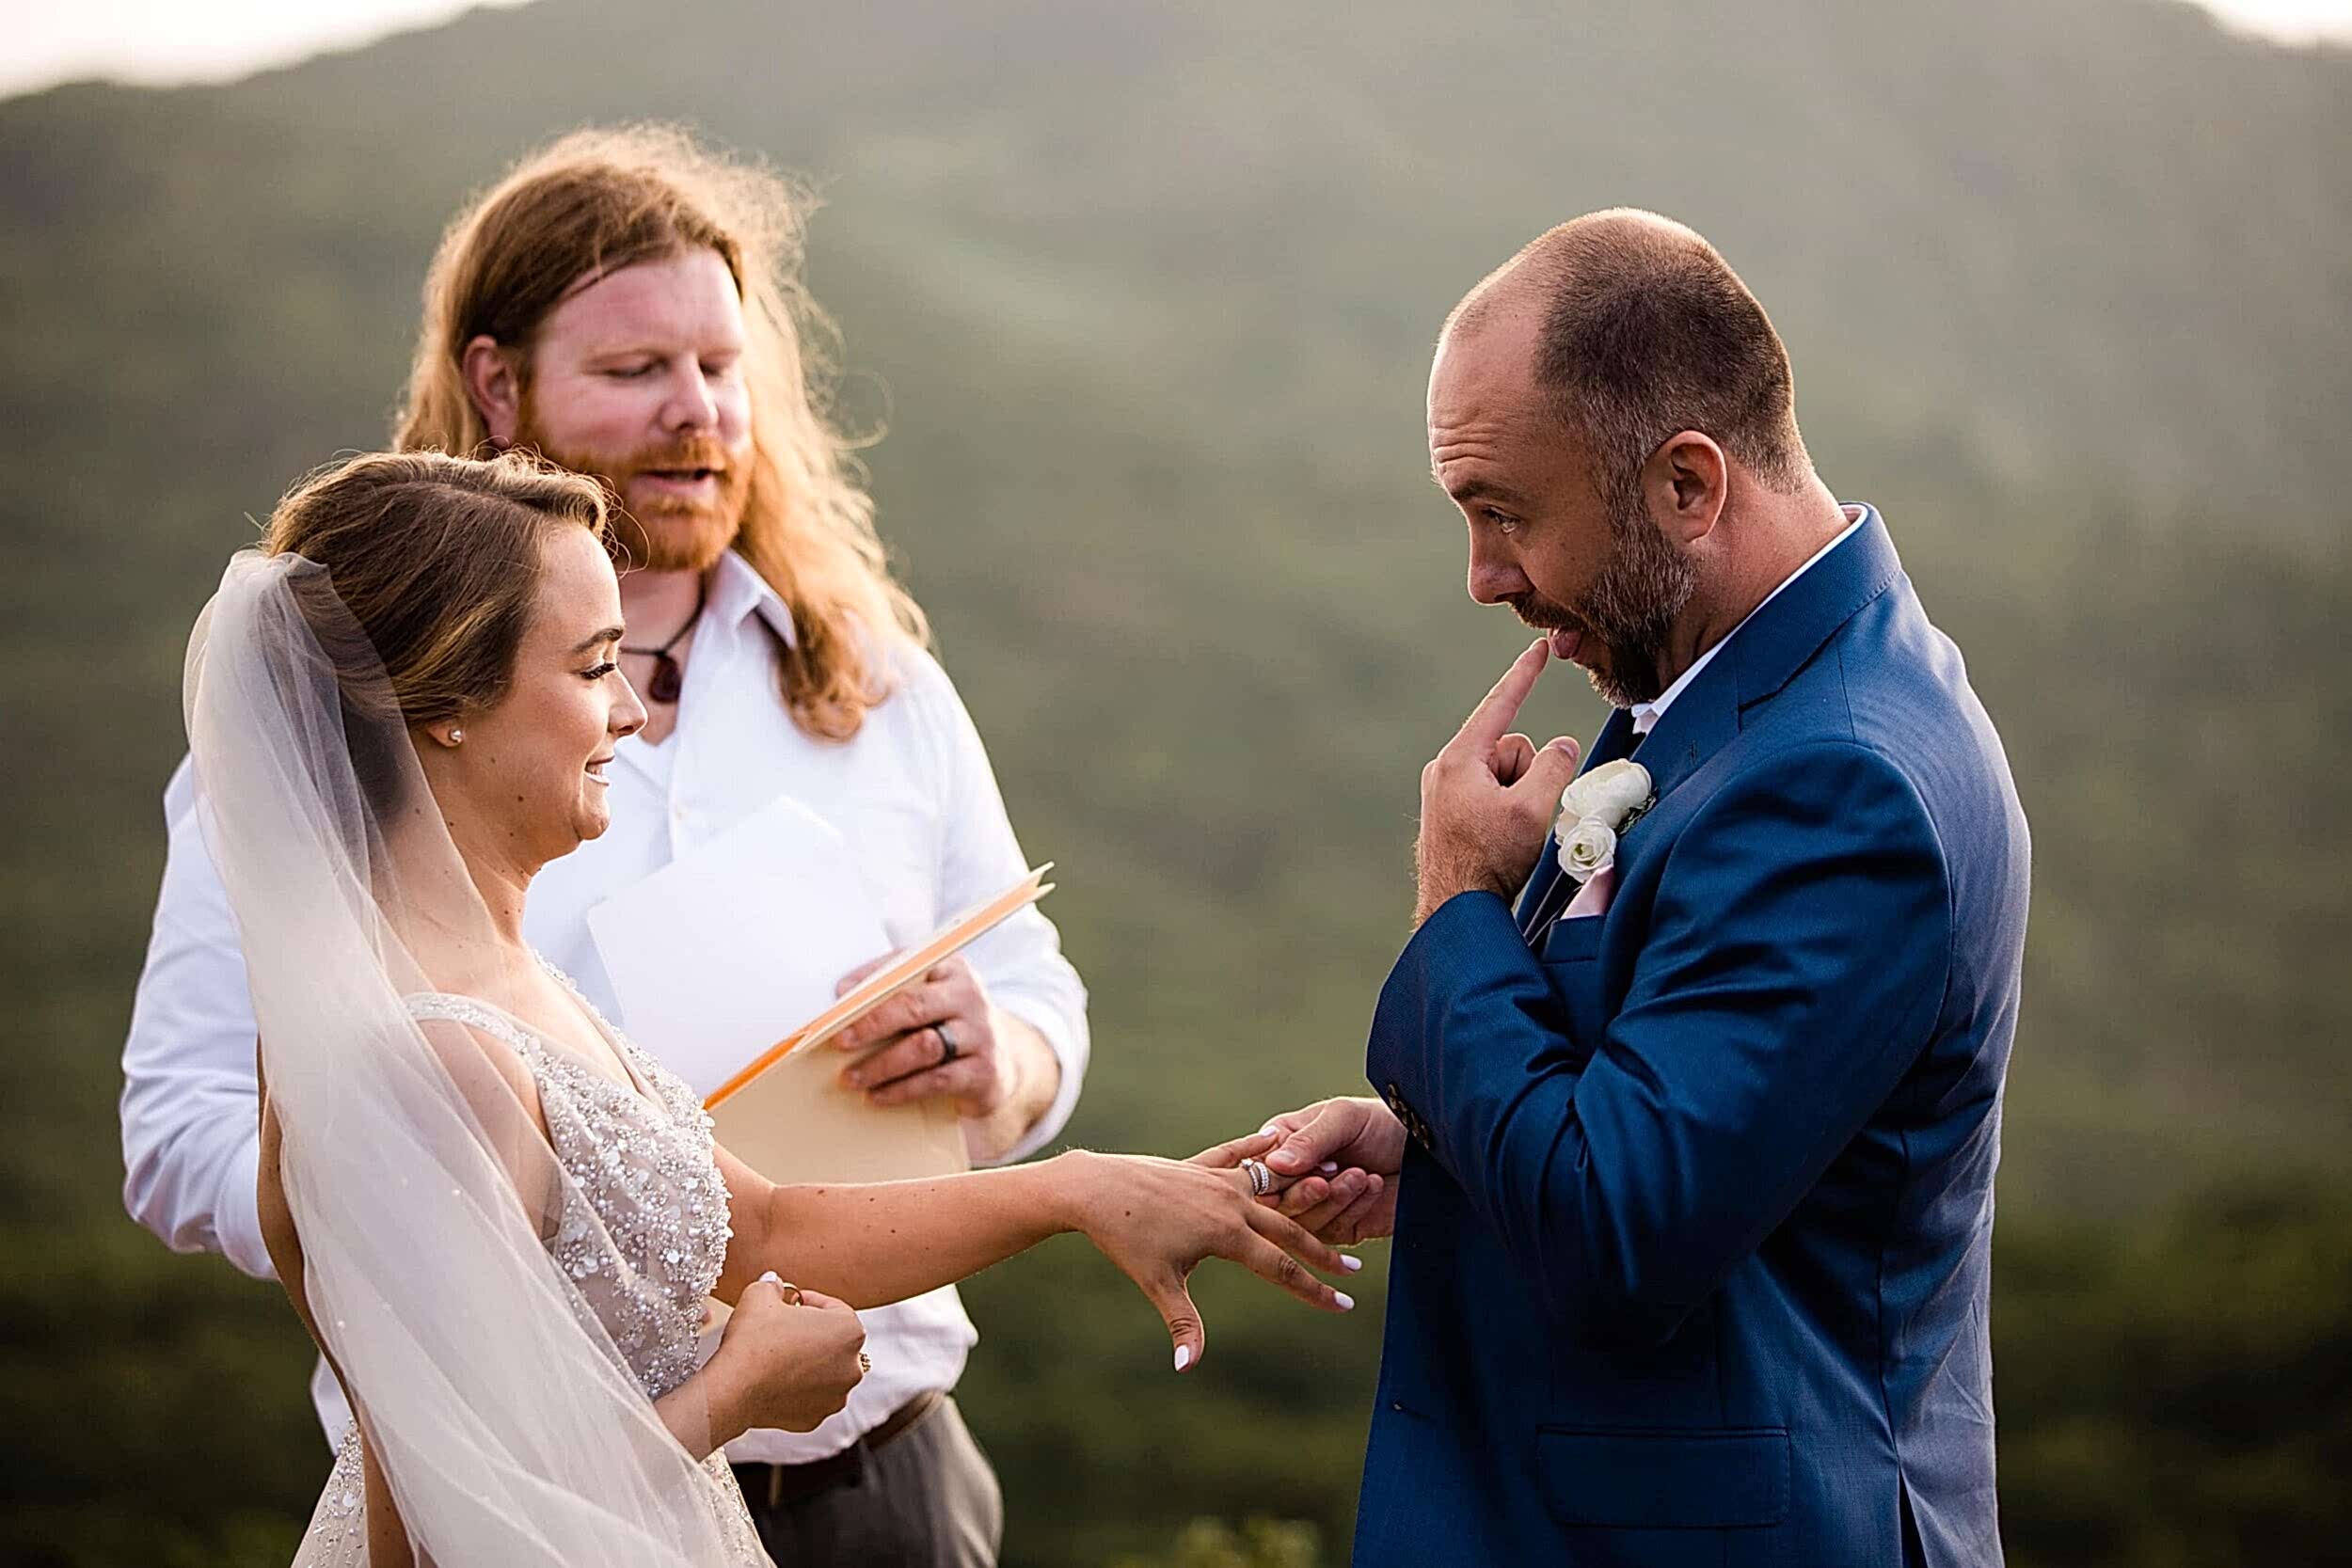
left=1415, top=639, right=1581, bottom=926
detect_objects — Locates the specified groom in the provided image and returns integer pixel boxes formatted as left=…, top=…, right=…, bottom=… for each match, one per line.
left=1221, top=212, right=2028, bottom=1565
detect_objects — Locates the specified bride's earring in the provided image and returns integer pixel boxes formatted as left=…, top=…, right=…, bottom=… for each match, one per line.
left=446, top=728, right=466, bottom=746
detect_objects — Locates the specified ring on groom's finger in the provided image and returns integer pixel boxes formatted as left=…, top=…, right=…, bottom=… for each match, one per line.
left=937, top=1022, right=960, bottom=1065
left=1241, top=1158, right=1274, bottom=1198
left=857, top=1352, right=872, bottom=1375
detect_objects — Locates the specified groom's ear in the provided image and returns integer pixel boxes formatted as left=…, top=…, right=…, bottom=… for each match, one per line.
left=1644, top=431, right=1728, bottom=548
left=461, top=335, right=524, bottom=447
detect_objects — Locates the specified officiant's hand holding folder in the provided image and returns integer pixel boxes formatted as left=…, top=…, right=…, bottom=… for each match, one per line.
left=585, top=793, right=1052, bottom=1186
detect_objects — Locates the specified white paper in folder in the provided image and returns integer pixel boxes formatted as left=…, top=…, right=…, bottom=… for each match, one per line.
left=583, top=793, right=969, bottom=1184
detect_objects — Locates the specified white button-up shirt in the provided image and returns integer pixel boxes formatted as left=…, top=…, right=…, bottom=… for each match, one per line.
left=120, top=548, right=1089, bottom=1464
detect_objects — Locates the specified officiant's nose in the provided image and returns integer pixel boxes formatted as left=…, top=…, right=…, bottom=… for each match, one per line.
left=658, top=363, right=723, bottom=436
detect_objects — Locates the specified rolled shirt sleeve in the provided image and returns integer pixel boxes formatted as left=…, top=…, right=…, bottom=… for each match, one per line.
left=906, top=651, right=1090, bottom=1164
left=119, top=757, right=275, bottom=1280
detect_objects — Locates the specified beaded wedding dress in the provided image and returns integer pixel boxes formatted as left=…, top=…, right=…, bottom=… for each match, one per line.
left=188, top=549, right=771, bottom=1566
left=292, top=980, right=765, bottom=1565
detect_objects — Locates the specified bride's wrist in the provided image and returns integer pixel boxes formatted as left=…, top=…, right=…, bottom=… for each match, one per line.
left=657, top=1366, right=739, bottom=1461
left=1041, top=1148, right=1106, bottom=1238
left=700, top=1345, right=754, bottom=1449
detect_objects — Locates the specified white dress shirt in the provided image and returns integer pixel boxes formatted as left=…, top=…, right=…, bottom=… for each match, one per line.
left=120, top=548, right=1090, bottom=1464
left=1628, top=504, right=1867, bottom=736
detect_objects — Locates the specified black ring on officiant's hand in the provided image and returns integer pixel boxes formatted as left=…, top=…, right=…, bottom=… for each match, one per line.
left=936, top=1022, right=960, bottom=1065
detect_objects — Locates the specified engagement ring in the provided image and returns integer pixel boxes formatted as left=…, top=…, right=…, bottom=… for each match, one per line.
left=1241, top=1157, right=1274, bottom=1197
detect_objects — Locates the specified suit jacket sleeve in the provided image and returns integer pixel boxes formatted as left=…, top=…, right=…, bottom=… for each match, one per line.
left=1369, top=741, right=1952, bottom=1345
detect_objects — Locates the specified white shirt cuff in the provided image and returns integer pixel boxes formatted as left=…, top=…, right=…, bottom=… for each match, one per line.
left=215, top=1137, right=278, bottom=1282
left=986, top=1000, right=1088, bottom=1165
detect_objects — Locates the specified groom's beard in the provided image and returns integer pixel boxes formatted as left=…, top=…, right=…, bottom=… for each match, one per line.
left=1508, top=508, right=1696, bottom=710
left=514, top=404, right=748, bottom=575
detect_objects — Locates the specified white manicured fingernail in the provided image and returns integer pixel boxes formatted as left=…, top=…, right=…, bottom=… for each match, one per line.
left=1342, top=1254, right=1363, bottom=1273
left=757, top=1271, right=779, bottom=1284
left=1173, top=1345, right=1193, bottom=1371
left=1320, top=1161, right=1339, bottom=1174
left=1335, top=1292, right=1356, bottom=1311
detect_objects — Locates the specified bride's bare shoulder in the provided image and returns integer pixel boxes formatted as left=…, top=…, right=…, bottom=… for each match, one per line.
left=406, top=1003, right=550, bottom=1137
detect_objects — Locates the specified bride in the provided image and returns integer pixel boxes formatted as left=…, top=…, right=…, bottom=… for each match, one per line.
left=185, top=450, right=1353, bottom=1566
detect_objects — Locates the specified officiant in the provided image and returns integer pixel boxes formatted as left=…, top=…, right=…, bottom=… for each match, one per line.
left=119, top=126, right=1088, bottom=1567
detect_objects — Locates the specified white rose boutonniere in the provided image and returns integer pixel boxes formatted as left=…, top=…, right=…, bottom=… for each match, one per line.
left=1555, top=758, right=1655, bottom=883
left=1560, top=817, right=1618, bottom=881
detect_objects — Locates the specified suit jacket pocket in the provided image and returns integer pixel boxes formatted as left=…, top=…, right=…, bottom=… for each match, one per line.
left=1535, top=1426, right=1790, bottom=1528
left=1540, top=911, right=1607, bottom=964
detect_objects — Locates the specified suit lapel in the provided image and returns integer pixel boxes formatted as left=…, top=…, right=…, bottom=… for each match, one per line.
left=1726, top=507, right=1903, bottom=718
left=1516, top=508, right=1906, bottom=949
left=1518, top=707, right=1636, bottom=940
left=1629, top=507, right=1906, bottom=805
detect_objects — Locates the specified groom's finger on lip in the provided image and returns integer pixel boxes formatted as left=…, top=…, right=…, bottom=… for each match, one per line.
left=1452, top=638, right=1549, bottom=752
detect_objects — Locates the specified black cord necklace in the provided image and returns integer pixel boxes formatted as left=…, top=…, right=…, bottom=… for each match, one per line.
left=621, top=578, right=707, bottom=705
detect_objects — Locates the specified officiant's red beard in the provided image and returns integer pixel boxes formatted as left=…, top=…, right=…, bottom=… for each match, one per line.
left=514, top=399, right=749, bottom=575
left=1505, top=506, right=1695, bottom=710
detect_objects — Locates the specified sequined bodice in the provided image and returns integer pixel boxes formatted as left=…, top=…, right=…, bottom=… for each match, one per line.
left=404, top=982, right=733, bottom=1402
left=294, top=966, right=760, bottom=1567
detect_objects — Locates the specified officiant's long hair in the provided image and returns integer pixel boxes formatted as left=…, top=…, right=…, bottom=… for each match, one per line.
left=394, top=123, right=927, bottom=742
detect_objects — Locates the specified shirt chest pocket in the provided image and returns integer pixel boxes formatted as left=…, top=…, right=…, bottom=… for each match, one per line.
left=1538, top=913, right=1614, bottom=1058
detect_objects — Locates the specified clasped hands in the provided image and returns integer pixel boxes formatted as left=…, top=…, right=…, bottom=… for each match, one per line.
left=1192, top=1098, right=1406, bottom=1244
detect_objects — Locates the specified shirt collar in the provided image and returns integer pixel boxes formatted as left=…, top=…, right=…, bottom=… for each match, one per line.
left=1630, top=503, right=1867, bottom=735
left=707, top=548, right=798, bottom=650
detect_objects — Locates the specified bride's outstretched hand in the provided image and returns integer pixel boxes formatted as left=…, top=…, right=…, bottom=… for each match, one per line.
left=1059, top=1150, right=1362, bottom=1373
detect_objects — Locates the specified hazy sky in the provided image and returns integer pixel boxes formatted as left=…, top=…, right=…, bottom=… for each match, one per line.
left=2, top=0, right=2346, bottom=99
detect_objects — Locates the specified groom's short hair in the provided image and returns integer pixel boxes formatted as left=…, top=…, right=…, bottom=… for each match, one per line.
left=1456, top=211, right=1811, bottom=512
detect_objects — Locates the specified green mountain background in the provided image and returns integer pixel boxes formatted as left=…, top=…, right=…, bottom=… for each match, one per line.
left=4, top=1, right=2348, bottom=1563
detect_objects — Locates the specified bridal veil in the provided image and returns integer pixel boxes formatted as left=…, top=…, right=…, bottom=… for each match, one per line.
left=185, top=549, right=754, bottom=1564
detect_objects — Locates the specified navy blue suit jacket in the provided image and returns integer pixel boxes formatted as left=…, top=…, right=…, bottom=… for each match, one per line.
left=1357, top=509, right=2028, bottom=1568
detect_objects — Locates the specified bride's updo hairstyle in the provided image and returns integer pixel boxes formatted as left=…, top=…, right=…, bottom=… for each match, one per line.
left=261, top=450, right=611, bottom=809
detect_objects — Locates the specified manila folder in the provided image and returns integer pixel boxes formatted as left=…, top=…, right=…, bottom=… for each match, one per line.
left=586, top=792, right=970, bottom=1186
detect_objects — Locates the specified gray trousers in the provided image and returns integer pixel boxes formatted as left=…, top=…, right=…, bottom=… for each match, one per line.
left=737, top=1396, right=1004, bottom=1567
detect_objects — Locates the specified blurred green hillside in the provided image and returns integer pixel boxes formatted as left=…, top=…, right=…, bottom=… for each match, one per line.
left=3, top=1, right=2347, bottom=1563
